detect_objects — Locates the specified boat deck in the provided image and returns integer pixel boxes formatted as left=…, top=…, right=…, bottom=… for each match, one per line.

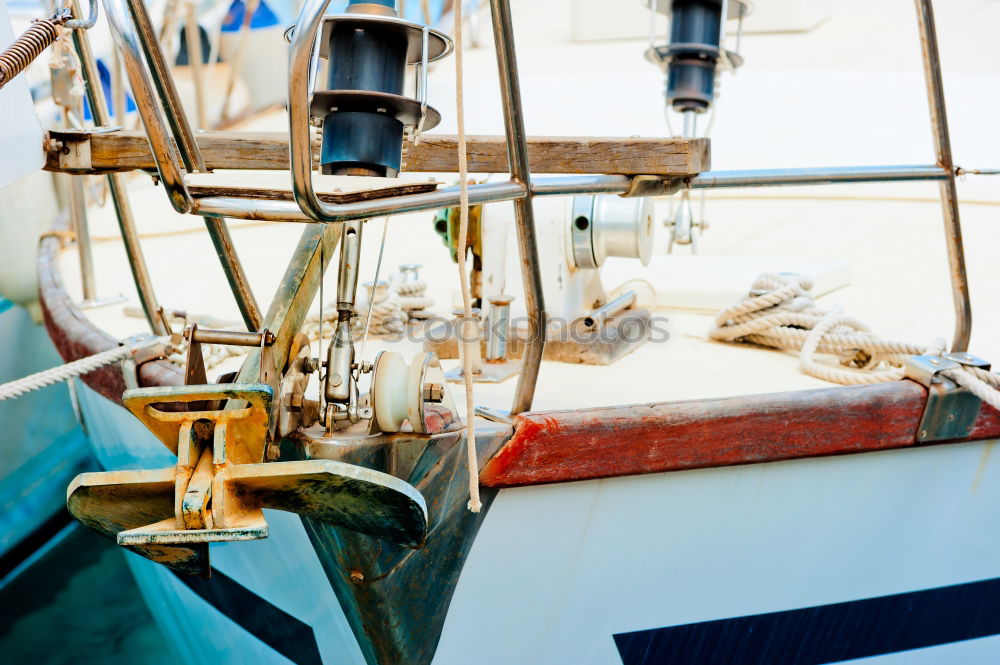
left=51, top=0, right=1000, bottom=413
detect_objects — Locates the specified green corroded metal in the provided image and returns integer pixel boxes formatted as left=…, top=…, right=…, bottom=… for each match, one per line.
left=67, top=467, right=212, bottom=576
left=229, top=460, right=427, bottom=547
left=237, top=223, right=342, bottom=385
left=289, top=422, right=512, bottom=665
left=432, top=204, right=482, bottom=263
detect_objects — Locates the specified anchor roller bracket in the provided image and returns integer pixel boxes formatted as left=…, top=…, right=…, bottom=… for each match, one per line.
left=67, top=383, right=428, bottom=576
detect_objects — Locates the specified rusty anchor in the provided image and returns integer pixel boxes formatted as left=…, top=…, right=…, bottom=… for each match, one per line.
left=67, top=383, right=428, bottom=576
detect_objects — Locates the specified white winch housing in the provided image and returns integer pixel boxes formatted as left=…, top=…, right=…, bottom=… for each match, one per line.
left=479, top=194, right=654, bottom=321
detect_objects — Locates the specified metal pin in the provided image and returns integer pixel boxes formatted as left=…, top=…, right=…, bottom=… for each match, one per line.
left=453, top=308, right=482, bottom=376
left=581, top=290, right=636, bottom=329
left=486, top=295, right=514, bottom=363
left=399, top=263, right=422, bottom=282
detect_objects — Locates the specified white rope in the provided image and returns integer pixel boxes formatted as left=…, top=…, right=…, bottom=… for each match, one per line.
left=712, top=273, right=1000, bottom=410
left=710, top=273, right=941, bottom=385
left=0, top=345, right=132, bottom=401
left=300, top=271, right=433, bottom=341
left=454, top=0, right=481, bottom=513
left=944, top=368, right=1000, bottom=413
left=166, top=336, right=246, bottom=370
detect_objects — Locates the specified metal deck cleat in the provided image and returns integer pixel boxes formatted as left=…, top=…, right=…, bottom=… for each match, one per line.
left=67, top=383, right=428, bottom=576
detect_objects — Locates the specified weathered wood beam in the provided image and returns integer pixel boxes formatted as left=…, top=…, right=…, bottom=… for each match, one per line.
left=401, top=135, right=709, bottom=175
left=43, top=129, right=710, bottom=176
left=479, top=382, right=1000, bottom=488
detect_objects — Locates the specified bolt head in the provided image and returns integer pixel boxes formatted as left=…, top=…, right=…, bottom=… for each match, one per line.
left=422, top=382, right=445, bottom=402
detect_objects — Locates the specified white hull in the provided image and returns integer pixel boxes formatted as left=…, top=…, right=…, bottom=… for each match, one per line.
left=75, top=380, right=1000, bottom=664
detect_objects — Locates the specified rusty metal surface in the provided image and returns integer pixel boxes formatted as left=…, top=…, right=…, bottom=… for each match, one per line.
left=122, top=383, right=272, bottom=462
left=187, top=327, right=275, bottom=347
left=66, top=467, right=211, bottom=576
left=290, top=422, right=511, bottom=665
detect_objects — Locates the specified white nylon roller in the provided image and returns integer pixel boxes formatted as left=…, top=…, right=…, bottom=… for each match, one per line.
left=371, top=351, right=413, bottom=434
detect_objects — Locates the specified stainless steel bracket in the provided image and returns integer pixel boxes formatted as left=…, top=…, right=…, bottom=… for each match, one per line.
left=620, top=175, right=684, bottom=198
left=473, top=405, right=514, bottom=425
left=904, top=353, right=990, bottom=442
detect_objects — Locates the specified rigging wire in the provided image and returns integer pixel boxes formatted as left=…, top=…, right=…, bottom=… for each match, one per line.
left=357, top=216, right=391, bottom=368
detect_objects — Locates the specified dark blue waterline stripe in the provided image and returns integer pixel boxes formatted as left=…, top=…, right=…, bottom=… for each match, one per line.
left=614, top=576, right=1000, bottom=665
left=0, top=509, right=74, bottom=583
left=174, top=568, right=323, bottom=665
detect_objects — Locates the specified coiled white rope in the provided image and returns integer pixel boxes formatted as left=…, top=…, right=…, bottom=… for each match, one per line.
left=711, top=273, right=939, bottom=384
left=299, top=273, right=434, bottom=340
left=0, top=344, right=133, bottom=401
left=357, top=277, right=434, bottom=335
left=166, top=336, right=245, bottom=370
left=711, top=273, right=1000, bottom=411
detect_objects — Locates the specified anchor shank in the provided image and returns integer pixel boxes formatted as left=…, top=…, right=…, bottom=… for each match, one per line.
left=235, top=223, right=342, bottom=385
left=181, top=447, right=215, bottom=530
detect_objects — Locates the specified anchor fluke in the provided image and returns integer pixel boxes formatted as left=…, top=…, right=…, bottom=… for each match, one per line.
left=67, top=466, right=213, bottom=576
left=229, top=460, right=427, bottom=548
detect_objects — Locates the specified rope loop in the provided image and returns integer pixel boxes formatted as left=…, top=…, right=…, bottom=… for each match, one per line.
left=711, top=273, right=938, bottom=385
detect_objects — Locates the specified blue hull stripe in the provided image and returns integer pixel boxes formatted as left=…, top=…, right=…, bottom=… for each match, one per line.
left=614, top=576, right=1000, bottom=664
left=175, top=568, right=323, bottom=665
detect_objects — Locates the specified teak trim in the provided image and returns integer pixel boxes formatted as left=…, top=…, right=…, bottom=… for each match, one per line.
left=43, top=130, right=710, bottom=176
left=479, top=381, right=1000, bottom=488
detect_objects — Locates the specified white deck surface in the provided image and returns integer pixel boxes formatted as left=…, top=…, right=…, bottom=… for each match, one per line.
left=57, top=0, right=1000, bottom=413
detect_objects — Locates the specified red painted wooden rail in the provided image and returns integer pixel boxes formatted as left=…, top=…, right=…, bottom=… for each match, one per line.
left=479, top=381, right=1000, bottom=488
left=38, top=214, right=182, bottom=404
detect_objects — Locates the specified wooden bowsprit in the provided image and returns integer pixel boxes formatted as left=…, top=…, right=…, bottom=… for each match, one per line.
left=67, top=383, right=428, bottom=576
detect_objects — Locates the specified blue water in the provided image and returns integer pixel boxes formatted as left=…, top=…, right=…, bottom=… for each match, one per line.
left=0, top=525, right=174, bottom=664
left=0, top=301, right=172, bottom=663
